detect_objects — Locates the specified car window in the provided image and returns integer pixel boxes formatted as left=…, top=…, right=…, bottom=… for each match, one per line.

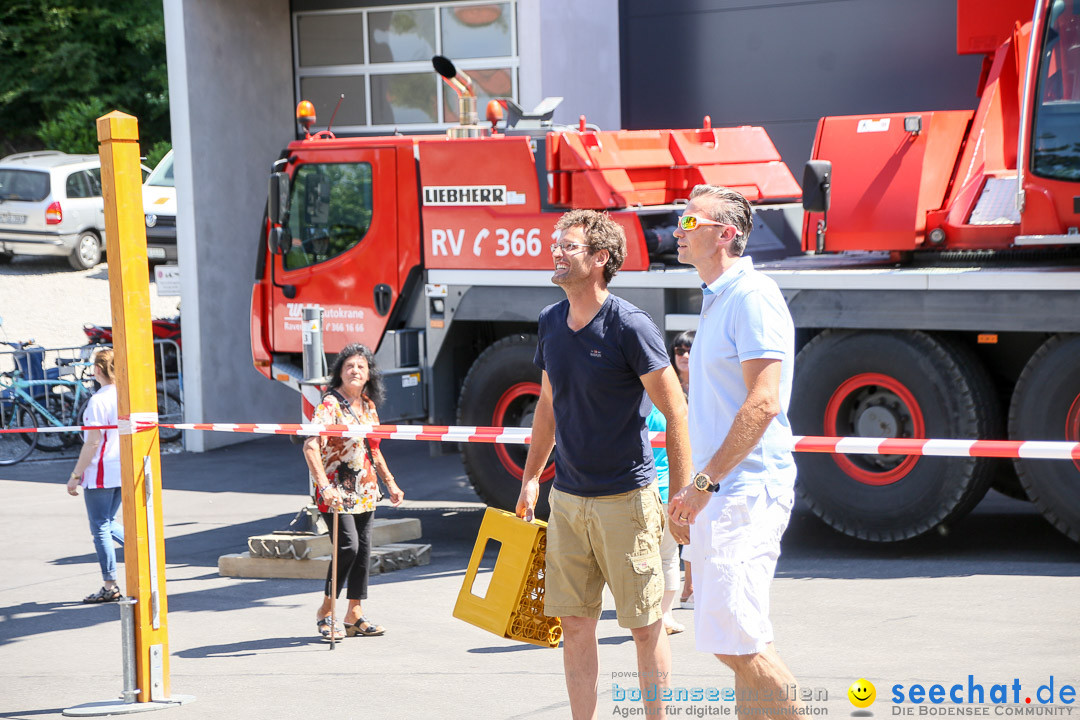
left=0, top=169, right=50, bottom=202
left=146, top=153, right=174, bottom=188
left=85, top=169, right=102, bottom=197
left=66, top=171, right=91, bottom=199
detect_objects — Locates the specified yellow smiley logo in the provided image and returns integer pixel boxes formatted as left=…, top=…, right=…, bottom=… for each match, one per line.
left=848, top=678, right=876, bottom=708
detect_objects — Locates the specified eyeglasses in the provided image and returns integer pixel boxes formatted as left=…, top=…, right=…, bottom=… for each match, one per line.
left=550, top=241, right=591, bottom=255
left=674, top=347, right=690, bottom=357
left=678, top=214, right=739, bottom=233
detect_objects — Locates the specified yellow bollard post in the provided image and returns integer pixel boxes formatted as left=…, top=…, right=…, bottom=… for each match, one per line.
left=95, top=112, right=171, bottom=703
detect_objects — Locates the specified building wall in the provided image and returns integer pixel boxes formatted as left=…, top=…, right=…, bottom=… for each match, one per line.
left=527, top=0, right=621, bottom=130
left=619, top=0, right=987, bottom=167
left=165, top=0, right=298, bottom=451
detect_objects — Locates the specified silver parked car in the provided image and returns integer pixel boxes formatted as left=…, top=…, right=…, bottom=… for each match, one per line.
left=0, top=151, right=149, bottom=270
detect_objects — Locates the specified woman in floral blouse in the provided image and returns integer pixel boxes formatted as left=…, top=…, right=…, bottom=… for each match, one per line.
left=303, top=343, right=404, bottom=641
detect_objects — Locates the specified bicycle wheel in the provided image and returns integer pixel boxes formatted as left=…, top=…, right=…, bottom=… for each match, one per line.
left=34, top=387, right=74, bottom=452
left=0, top=400, right=39, bottom=465
left=156, top=388, right=182, bottom=444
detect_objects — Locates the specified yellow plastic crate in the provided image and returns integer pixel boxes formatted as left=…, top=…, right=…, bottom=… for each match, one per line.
left=453, top=508, right=562, bottom=648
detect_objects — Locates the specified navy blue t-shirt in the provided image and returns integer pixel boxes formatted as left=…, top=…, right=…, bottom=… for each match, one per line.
left=535, top=294, right=671, bottom=497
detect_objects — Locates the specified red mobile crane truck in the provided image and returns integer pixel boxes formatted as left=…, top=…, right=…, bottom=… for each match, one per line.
left=251, top=0, right=1080, bottom=543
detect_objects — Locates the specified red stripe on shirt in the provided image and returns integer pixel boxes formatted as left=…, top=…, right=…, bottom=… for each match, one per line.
left=95, top=432, right=107, bottom=488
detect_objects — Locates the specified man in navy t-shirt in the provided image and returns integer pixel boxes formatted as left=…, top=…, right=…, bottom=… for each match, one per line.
left=516, top=209, right=691, bottom=720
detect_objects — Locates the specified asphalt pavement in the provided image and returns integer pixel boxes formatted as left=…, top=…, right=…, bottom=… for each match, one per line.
left=1, top=437, right=1078, bottom=720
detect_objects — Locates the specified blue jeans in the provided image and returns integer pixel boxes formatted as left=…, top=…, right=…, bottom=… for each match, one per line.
left=84, top=487, right=124, bottom=582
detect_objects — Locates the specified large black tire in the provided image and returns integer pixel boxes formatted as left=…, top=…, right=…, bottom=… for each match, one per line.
left=935, top=336, right=1001, bottom=518
left=790, top=330, right=994, bottom=542
left=0, top=400, right=39, bottom=465
left=1008, top=334, right=1080, bottom=542
left=457, top=334, right=553, bottom=517
left=68, top=231, right=102, bottom=270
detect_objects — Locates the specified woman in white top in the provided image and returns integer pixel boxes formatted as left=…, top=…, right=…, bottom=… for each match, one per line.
left=66, top=349, right=124, bottom=603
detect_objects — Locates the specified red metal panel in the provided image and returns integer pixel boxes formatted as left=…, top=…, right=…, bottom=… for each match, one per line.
left=812, top=111, right=972, bottom=251
left=552, top=125, right=799, bottom=208
left=668, top=126, right=782, bottom=166
left=957, top=0, right=1035, bottom=54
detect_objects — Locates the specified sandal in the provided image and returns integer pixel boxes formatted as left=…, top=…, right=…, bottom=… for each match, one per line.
left=83, top=586, right=121, bottom=604
left=317, top=616, right=345, bottom=641
left=345, top=617, right=385, bottom=637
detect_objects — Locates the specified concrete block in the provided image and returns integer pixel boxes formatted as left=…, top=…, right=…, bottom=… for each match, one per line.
left=218, top=542, right=431, bottom=579
left=246, top=518, right=421, bottom=559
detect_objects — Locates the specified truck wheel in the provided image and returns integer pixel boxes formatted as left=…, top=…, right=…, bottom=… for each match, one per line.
left=935, top=336, right=1002, bottom=517
left=68, top=231, right=102, bottom=270
left=458, top=334, right=553, bottom=517
left=1008, top=334, right=1080, bottom=542
left=790, top=330, right=991, bottom=542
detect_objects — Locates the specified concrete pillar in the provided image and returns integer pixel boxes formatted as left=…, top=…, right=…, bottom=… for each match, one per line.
left=164, top=0, right=298, bottom=451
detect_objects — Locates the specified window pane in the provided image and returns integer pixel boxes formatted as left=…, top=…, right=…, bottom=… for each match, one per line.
left=85, top=170, right=102, bottom=197
left=300, top=76, right=368, bottom=128
left=371, top=73, right=437, bottom=125
left=368, top=9, right=436, bottom=63
left=284, top=163, right=373, bottom=270
left=66, top=171, right=89, bottom=199
left=1031, top=2, right=1080, bottom=181
left=444, top=67, right=514, bottom=123
left=297, top=12, right=365, bottom=67
left=0, top=170, right=49, bottom=202
left=441, top=4, right=512, bottom=59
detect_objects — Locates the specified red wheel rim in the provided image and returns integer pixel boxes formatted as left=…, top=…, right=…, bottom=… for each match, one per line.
left=1066, top=393, right=1080, bottom=473
left=824, top=373, right=926, bottom=486
left=493, top=382, right=554, bottom=482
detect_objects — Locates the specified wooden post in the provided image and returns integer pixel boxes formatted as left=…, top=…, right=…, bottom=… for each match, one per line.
left=96, top=111, right=170, bottom=702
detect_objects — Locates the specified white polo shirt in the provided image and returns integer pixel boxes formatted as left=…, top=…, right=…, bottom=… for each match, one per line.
left=79, top=384, right=121, bottom=490
left=688, top=255, right=796, bottom=498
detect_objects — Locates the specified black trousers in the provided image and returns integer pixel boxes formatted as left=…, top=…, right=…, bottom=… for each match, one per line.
left=321, top=510, right=374, bottom=600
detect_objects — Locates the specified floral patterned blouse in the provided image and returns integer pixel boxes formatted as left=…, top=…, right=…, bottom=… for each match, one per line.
left=311, top=392, right=381, bottom=514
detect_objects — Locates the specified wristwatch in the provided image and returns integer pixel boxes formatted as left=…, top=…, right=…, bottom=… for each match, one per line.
left=693, top=471, right=720, bottom=493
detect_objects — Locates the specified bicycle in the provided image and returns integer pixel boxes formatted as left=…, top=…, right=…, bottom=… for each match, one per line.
left=0, top=342, right=97, bottom=463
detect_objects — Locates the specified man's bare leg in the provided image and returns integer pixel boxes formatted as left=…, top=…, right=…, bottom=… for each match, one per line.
left=718, top=643, right=802, bottom=716
left=562, top=615, right=600, bottom=720
left=631, top=619, right=672, bottom=718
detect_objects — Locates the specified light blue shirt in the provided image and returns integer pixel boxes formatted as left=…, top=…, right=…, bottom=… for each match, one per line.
left=645, top=404, right=669, bottom=502
left=688, top=256, right=796, bottom=498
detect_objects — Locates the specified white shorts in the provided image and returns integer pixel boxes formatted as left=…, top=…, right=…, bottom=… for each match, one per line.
left=686, top=488, right=793, bottom=656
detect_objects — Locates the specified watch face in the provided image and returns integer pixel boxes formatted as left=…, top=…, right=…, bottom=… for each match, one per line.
left=694, top=473, right=710, bottom=491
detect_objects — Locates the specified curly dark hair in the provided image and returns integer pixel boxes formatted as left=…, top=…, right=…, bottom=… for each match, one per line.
left=327, top=343, right=384, bottom=406
left=554, top=209, right=627, bottom=284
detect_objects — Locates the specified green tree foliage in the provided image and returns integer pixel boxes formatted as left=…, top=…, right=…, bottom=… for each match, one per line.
left=0, top=1, right=169, bottom=158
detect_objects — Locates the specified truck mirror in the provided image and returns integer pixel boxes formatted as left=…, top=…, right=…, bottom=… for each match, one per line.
left=802, top=160, right=832, bottom=213
left=268, top=172, right=290, bottom=226
left=268, top=226, right=289, bottom=255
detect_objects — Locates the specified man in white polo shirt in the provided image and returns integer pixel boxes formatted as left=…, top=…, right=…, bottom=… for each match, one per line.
left=667, top=184, right=802, bottom=715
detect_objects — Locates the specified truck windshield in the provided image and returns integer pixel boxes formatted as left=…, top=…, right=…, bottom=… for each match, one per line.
left=1031, top=0, right=1080, bottom=181
left=284, top=162, right=373, bottom=270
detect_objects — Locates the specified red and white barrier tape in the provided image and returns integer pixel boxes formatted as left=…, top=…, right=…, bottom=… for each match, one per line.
left=2, top=421, right=1078, bottom=460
